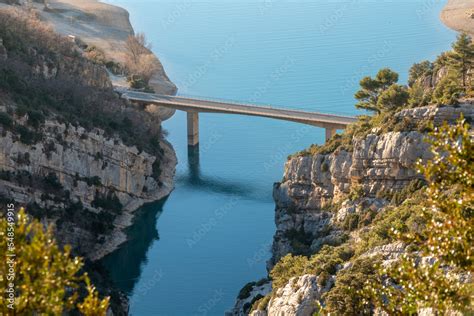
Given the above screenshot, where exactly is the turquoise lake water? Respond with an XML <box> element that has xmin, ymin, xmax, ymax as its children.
<box><xmin>101</xmin><ymin>1</ymin><xmax>455</xmax><ymax>315</ymax></box>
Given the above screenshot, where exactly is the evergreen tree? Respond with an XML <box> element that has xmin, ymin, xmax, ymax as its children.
<box><xmin>408</xmin><ymin>60</ymin><xmax>433</xmax><ymax>87</ymax></box>
<box><xmin>449</xmin><ymin>33</ymin><xmax>474</xmax><ymax>88</ymax></box>
<box><xmin>355</xmin><ymin>68</ymin><xmax>407</xmax><ymax>113</ymax></box>
<box><xmin>377</xmin><ymin>84</ymin><xmax>410</xmax><ymax>111</ymax></box>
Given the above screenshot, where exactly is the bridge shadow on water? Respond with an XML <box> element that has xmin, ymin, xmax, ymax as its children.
<box><xmin>176</xmin><ymin>145</ymin><xmax>267</xmax><ymax>201</ymax></box>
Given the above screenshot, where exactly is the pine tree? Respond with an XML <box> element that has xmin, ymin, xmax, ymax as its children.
<box><xmin>449</xmin><ymin>33</ymin><xmax>474</xmax><ymax>88</ymax></box>
<box><xmin>355</xmin><ymin>68</ymin><xmax>408</xmax><ymax>113</ymax></box>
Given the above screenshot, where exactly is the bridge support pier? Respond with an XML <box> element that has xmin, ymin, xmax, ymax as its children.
<box><xmin>187</xmin><ymin>111</ymin><xmax>199</xmax><ymax>146</ymax></box>
<box><xmin>325</xmin><ymin>127</ymin><xmax>337</xmax><ymax>142</ymax></box>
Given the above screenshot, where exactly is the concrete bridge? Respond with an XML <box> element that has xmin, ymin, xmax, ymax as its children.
<box><xmin>120</xmin><ymin>90</ymin><xmax>357</xmax><ymax>146</ymax></box>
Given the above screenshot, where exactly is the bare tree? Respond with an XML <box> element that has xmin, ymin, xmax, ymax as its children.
<box><xmin>124</xmin><ymin>33</ymin><xmax>159</xmax><ymax>87</ymax></box>
<box><xmin>134</xmin><ymin>54</ymin><xmax>160</xmax><ymax>83</ymax></box>
<box><xmin>125</xmin><ymin>33</ymin><xmax>150</xmax><ymax>65</ymax></box>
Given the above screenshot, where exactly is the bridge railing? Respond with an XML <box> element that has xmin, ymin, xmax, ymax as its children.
<box><xmin>172</xmin><ymin>93</ymin><xmax>358</xmax><ymax>118</ymax></box>
<box><xmin>119</xmin><ymin>87</ymin><xmax>360</xmax><ymax>119</ymax></box>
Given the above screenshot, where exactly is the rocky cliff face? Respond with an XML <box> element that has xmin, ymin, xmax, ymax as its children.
<box><xmin>0</xmin><ymin>117</ymin><xmax>176</xmax><ymax>259</ymax></box>
<box><xmin>232</xmin><ymin>104</ymin><xmax>473</xmax><ymax>316</ymax></box>
<box><xmin>270</xmin><ymin>104</ymin><xmax>472</xmax><ymax>268</ymax></box>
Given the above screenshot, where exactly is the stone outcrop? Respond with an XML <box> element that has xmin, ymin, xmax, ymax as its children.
<box><xmin>265</xmin><ymin>275</ymin><xmax>329</xmax><ymax>316</ymax></box>
<box><xmin>270</xmin><ymin>130</ymin><xmax>427</xmax><ymax>267</ymax></box>
<box><xmin>395</xmin><ymin>103</ymin><xmax>474</xmax><ymax>126</ymax></box>
<box><xmin>230</xmin><ymin>281</ymin><xmax>272</xmax><ymax>316</ymax></box>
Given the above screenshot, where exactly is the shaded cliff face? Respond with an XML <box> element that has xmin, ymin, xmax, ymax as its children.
<box><xmin>0</xmin><ymin>118</ymin><xmax>176</xmax><ymax>259</ymax></box>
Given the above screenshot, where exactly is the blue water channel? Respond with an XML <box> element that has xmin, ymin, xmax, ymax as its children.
<box><xmin>102</xmin><ymin>1</ymin><xmax>455</xmax><ymax>315</ymax></box>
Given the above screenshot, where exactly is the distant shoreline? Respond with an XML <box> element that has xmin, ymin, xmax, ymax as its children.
<box><xmin>441</xmin><ymin>0</ymin><xmax>474</xmax><ymax>36</ymax></box>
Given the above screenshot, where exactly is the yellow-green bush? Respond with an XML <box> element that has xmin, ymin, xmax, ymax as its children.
<box><xmin>0</xmin><ymin>209</ymin><xmax>109</xmax><ymax>315</ymax></box>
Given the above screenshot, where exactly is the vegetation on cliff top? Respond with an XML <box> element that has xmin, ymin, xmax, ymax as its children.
<box><xmin>124</xmin><ymin>33</ymin><xmax>161</xmax><ymax>91</ymax></box>
<box><xmin>0</xmin><ymin>8</ymin><xmax>165</xmax><ymax>158</ymax></box>
<box><xmin>363</xmin><ymin>117</ymin><xmax>473</xmax><ymax>314</ymax></box>
<box><xmin>0</xmin><ymin>208</ymin><xmax>109</xmax><ymax>315</ymax></box>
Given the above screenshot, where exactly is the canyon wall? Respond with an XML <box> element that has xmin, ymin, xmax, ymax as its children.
<box><xmin>231</xmin><ymin>104</ymin><xmax>473</xmax><ymax>316</ymax></box>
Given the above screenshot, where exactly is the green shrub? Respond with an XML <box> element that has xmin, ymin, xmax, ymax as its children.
<box><xmin>270</xmin><ymin>245</ymin><xmax>354</xmax><ymax>290</ymax></box>
<box><xmin>92</xmin><ymin>191</ymin><xmax>123</xmax><ymax>213</ymax></box>
<box><xmin>342</xmin><ymin>213</ymin><xmax>360</xmax><ymax>231</ymax></box>
<box><xmin>391</xmin><ymin>179</ymin><xmax>426</xmax><ymax>206</ymax></box>
<box><xmin>348</xmin><ymin>185</ymin><xmax>365</xmax><ymax>201</ymax></box>
<box><xmin>83</xmin><ymin>45</ymin><xmax>106</xmax><ymax>65</ymax></box>
<box><xmin>355</xmin><ymin>193</ymin><xmax>425</xmax><ymax>255</ymax></box>
<box><xmin>15</xmin><ymin>152</ymin><xmax>30</xmax><ymax>165</ymax></box>
<box><xmin>317</xmin><ymin>270</ymin><xmax>330</xmax><ymax>288</ymax></box>
<box><xmin>85</xmin><ymin>176</ymin><xmax>102</xmax><ymax>187</ymax></box>
<box><xmin>250</xmin><ymin>295</ymin><xmax>271</xmax><ymax>312</ymax></box>
<box><xmin>0</xmin><ymin>112</ymin><xmax>13</xmax><ymax>128</ymax></box>
<box><xmin>238</xmin><ymin>282</ymin><xmax>256</xmax><ymax>300</ymax></box>
<box><xmin>433</xmin><ymin>76</ymin><xmax>463</xmax><ymax>105</ymax></box>
<box><xmin>43</xmin><ymin>172</ymin><xmax>63</xmax><ymax>191</ymax></box>
<box><xmin>0</xmin><ymin>170</ymin><xmax>12</xmax><ymax>181</ymax></box>
<box><xmin>408</xmin><ymin>81</ymin><xmax>432</xmax><ymax>107</ymax></box>
<box><xmin>270</xmin><ymin>255</ymin><xmax>310</xmax><ymax>289</ymax></box>
<box><xmin>377</xmin><ymin>84</ymin><xmax>410</xmax><ymax>111</ymax></box>
<box><xmin>16</xmin><ymin>125</ymin><xmax>43</xmax><ymax>145</ymax></box>
<box><xmin>285</xmin><ymin>228</ymin><xmax>314</xmax><ymax>256</ymax></box>
<box><xmin>43</xmin><ymin>140</ymin><xmax>56</xmax><ymax>159</ymax></box>
<box><xmin>27</xmin><ymin>110</ymin><xmax>45</xmax><ymax>129</ymax></box>
<box><xmin>358</xmin><ymin>209</ymin><xmax>377</xmax><ymax>228</ymax></box>
<box><xmin>322</xmin><ymin>257</ymin><xmax>379</xmax><ymax>315</ymax></box>
<box><xmin>128</xmin><ymin>75</ymin><xmax>147</xmax><ymax>89</ymax></box>
<box><xmin>105</xmin><ymin>61</ymin><xmax>123</xmax><ymax>75</ymax></box>
<box><xmin>408</xmin><ymin>60</ymin><xmax>434</xmax><ymax>87</ymax></box>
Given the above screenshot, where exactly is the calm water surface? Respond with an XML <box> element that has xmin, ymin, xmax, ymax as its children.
<box><xmin>102</xmin><ymin>1</ymin><xmax>454</xmax><ymax>315</ymax></box>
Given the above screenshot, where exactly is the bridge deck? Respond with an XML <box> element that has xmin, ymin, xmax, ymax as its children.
<box><xmin>121</xmin><ymin>90</ymin><xmax>357</xmax><ymax>129</ymax></box>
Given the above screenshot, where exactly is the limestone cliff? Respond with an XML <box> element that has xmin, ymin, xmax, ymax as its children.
<box><xmin>231</xmin><ymin>104</ymin><xmax>473</xmax><ymax>316</ymax></box>
<box><xmin>269</xmin><ymin>104</ymin><xmax>472</xmax><ymax>268</ymax></box>
<box><xmin>0</xmin><ymin>118</ymin><xmax>175</xmax><ymax>259</ymax></box>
